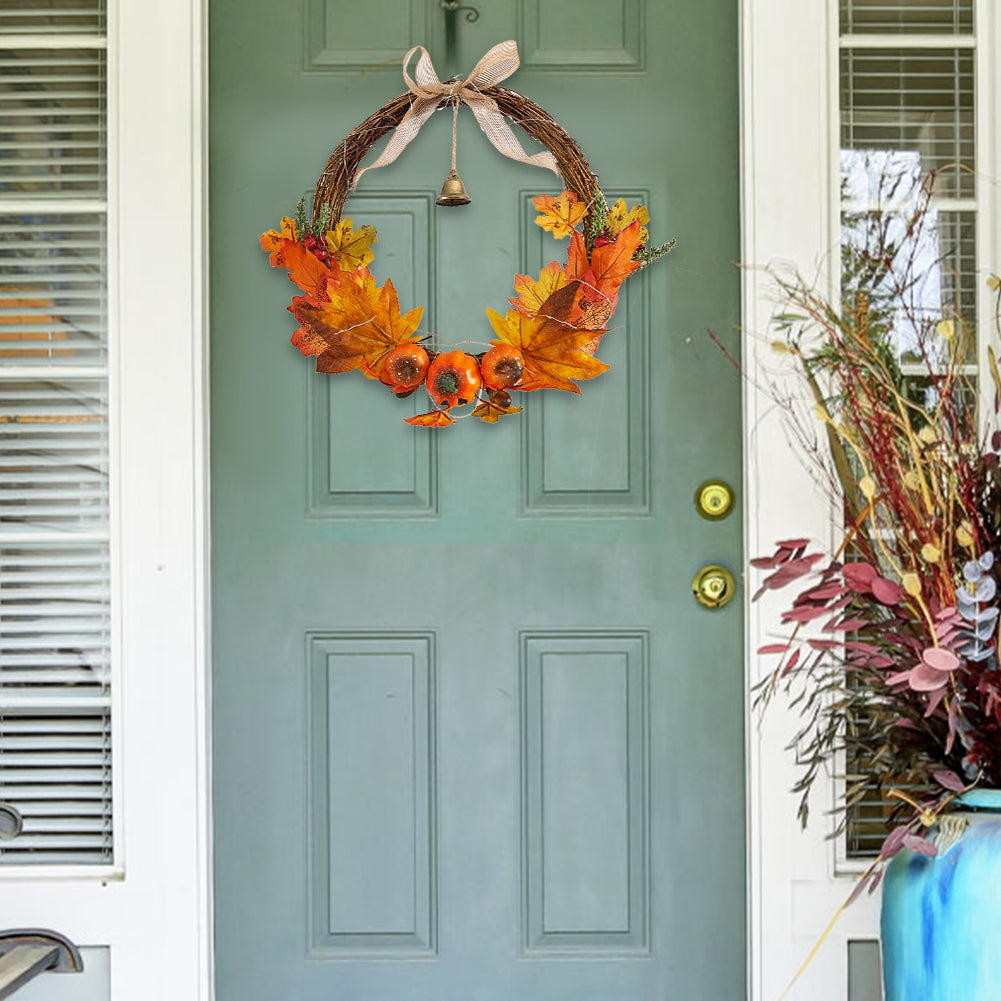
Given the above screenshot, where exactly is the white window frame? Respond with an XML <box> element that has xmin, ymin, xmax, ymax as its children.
<box><xmin>742</xmin><ymin>1</ymin><xmax>1001</xmax><ymax>998</ymax></box>
<box><xmin>0</xmin><ymin>0</ymin><xmax>211</xmax><ymax>996</ymax></box>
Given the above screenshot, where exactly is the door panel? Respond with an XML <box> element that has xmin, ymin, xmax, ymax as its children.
<box><xmin>210</xmin><ymin>1</ymin><xmax>744</xmax><ymax>998</ymax></box>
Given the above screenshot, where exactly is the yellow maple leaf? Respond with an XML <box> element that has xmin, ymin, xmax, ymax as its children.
<box><xmin>533</xmin><ymin>190</ymin><xmax>587</xmax><ymax>239</ymax></box>
<box><xmin>325</xmin><ymin>217</ymin><xmax>378</xmax><ymax>270</ymax></box>
<box><xmin>509</xmin><ymin>261</ymin><xmax>568</xmax><ymax>315</ymax></box>
<box><xmin>606</xmin><ymin>199</ymin><xmax>649</xmax><ymax>244</ymax></box>
<box><xmin>290</xmin><ymin>268</ymin><xmax>422</xmax><ymax>380</ymax></box>
<box><xmin>472</xmin><ymin>399</ymin><xmax>523</xmax><ymax>423</ymax></box>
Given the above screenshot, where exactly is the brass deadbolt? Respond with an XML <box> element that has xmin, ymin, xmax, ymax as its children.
<box><xmin>694</xmin><ymin>479</ymin><xmax>735</xmax><ymax>520</ymax></box>
<box><xmin>692</xmin><ymin>565</ymin><xmax>736</xmax><ymax>609</ymax></box>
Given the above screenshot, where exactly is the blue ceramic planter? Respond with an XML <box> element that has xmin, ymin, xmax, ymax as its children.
<box><xmin>881</xmin><ymin>791</ymin><xmax>1001</xmax><ymax>1001</ymax></box>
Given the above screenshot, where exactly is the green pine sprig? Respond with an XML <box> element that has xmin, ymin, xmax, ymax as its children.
<box><xmin>312</xmin><ymin>202</ymin><xmax>332</xmax><ymax>240</ymax></box>
<box><xmin>294</xmin><ymin>197</ymin><xmax>308</xmax><ymax>241</ymax></box>
<box><xmin>584</xmin><ymin>197</ymin><xmax>608</xmax><ymax>255</ymax></box>
<box><xmin>633</xmin><ymin>239</ymin><xmax>676</xmax><ymax>268</ymax></box>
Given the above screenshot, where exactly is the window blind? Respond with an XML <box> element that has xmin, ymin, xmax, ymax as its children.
<box><xmin>0</xmin><ymin>4</ymin><xmax>112</xmax><ymax>865</ymax></box>
<box><xmin>0</xmin><ymin>2</ymin><xmax>105</xmax><ymax>37</ymax></box>
<box><xmin>841</xmin><ymin>0</ymin><xmax>974</xmax><ymax>35</ymax></box>
<box><xmin>838</xmin><ymin>2</ymin><xmax>977</xmax><ymax>862</ymax></box>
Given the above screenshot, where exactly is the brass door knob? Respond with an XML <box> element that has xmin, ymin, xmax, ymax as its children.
<box><xmin>692</xmin><ymin>565</ymin><xmax>736</xmax><ymax>609</ymax></box>
<box><xmin>694</xmin><ymin>479</ymin><xmax>735</xmax><ymax>520</ymax></box>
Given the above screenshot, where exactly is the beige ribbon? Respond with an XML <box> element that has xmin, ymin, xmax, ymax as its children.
<box><xmin>353</xmin><ymin>40</ymin><xmax>560</xmax><ymax>187</ymax></box>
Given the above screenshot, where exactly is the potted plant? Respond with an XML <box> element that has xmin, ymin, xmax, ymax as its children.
<box><xmin>753</xmin><ymin>165</ymin><xmax>1001</xmax><ymax>1000</ymax></box>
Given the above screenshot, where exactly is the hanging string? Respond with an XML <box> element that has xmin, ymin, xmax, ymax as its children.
<box><xmin>451</xmin><ymin>97</ymin><xmax>459</xmax><ymax>172</ymax></box>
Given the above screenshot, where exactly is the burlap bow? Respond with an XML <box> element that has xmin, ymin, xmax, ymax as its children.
<box><xmin>353</xmin><ymin>40</ymin><xmax>561</xmax><ymax>188</ymax></box>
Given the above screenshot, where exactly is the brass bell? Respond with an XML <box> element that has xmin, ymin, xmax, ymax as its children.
<box><xmin>436</xmin><ymin>169</ymin><xmax>471</xmax><ymax>207</ymax></box>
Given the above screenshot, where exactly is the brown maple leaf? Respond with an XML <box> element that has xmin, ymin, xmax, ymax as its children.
<box><xmin>486</xmin><ymin>283</ymin><xmax>608</xmax><ymax>394</ymax></box>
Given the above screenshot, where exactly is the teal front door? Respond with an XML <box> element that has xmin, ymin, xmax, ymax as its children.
<box><xmin>210</xmin><ymin>3</ymin><xmax>744</xmax><ymax>998</ymax></box>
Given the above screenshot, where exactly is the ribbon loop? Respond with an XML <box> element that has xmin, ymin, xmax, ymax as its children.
<box><xmin>353</xmin><ymin>41</ymin><xmax>560</xmax><ymax>189</ymax></box>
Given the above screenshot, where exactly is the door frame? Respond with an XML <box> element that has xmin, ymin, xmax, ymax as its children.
<box><xmin>114</xmin><ymin>1</ymin><xmax>879</xmax><ymax>999</ymax></box>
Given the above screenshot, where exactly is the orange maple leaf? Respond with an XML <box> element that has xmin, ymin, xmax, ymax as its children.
<box><xmin>404</xmin><ymin>409</ymin><xmax>456</xmax><ymax>427</ymax></box>
<box><xmin>486</xmin><ymin>284</ymin><xmax>608</xmax><ymax>394</ymax></box>
<box><xmin>533</xmin><ymin>190</ymin><xmax>588</xmax><ymax>239</ymax></box>
<box><xmin>508</xmin><ymin>261</ymin><xmax>567</xmax><ymax>316</ymax></box>
<box><xmin>278</xmin><ymin>239</ymin><xmax>332</xmax><ymax>297</ymax></box>
<box><xmin>556</xmin><ymin>219</ymin><xmax>643</xmax><ymax>334</ymax></box>
<box><xmin>590</xmin><ymin>220</ymin><xmax>644</xmax><ymax>285</ymax></box>
<box><xmin>289</xmin><ymin>270</ymin><xmax>423</xmax><ymax>379</ymax></box>
<box><xmin>260</xmin><ymin>216</ymin><xmax>300</xmax><ymax>266</ymax></box>
<box><xmin>565</xmin><ymin>230</ymin><xmax>590</xmax><ymax>281</ymax></box>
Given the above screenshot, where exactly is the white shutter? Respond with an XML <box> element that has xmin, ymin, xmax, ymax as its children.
<box><xmin>0</xmin><ymin>4</ymin><xmax>112</xmax><ymax>866</ymax></box>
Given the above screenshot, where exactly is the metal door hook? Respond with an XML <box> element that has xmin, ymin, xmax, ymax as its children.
<box><xmin>0</xmin><ymin>930</ymin><xmax>83</xmax><ymax>999</ymax></box>
<box><xmin>440</xmin><ymin>0</ymin><xmax>480</xmax><ymax>22</ymax></box>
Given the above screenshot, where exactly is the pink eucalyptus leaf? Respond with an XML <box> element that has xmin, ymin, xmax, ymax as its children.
<box><xmin>909</xmin><ymin>663</ymin><xmax>950</xmax><ymax>692</ymax></box>
<box><xmin>846</xmin><ymin>640</ymin><xmax>881</xmax><ymax>654</ymax></box>
<box><xmin>808</xmin><ymin>639</ymin><xmax>841</xmax><ymax>651</ymax></box>
<box><xmin>780</xmin><ymin>648</ymin><xmax>801</xmax><ymax>677</ymax></box>
<box><xmin>902</xmin><ymin>833</ymin><xmax>938</xmax><ymax>858</ymax></box>
<box><xmin>880</xmin><ymin>824</ymin><xmax>910</xmax><ymax>859</ymax></box>
<box><xmin>924</xmin><ymin>686</ymin><xmax>947</xmax><ymax>717</ymax></box>
<box><xmin>758</xmin><ymin>643</ymin><xmax>791</xmax><ymax>655</ymax></box>
<box><xmin>843</xmin><ymin>562</ymin><xmax>878</xmax><ymax>592</ymax></box>
<box><xmin>868</xmin><ymin>655</ymin><xmax>897</xmax><ymax>668</ymax></box>
<box><xmin>868</xmin><ymin>868</ymin><xmax>883</xmax><ymax>895</ymax></box>
<box><xmin>946</xmin><ymin>698</ymin><xmax>960</xmax><ymax>756</ymax></box>
<box><xmin>871</xmin><ymin>576</ymin><xmax>904</xmax><ymax>606</ymax></box>
<box><xmin>931</xmin><ymin>769</ymin><xmax>965</xmax><ymax>793</ymax></box>
<box><xmin>782</xmin><ymin>605</ymin><xmax>830</xmax><ymax>623</ymax></box>
<box><xmin>764</xmin><ymin>557</ymin><xmax>819</xmax><ymax>590</ymax></box>
<box><xmin>922</xmin><ymin>647</ymin><xmax>960</xmax><ymax>673</ymax></box>
<box><xmin>847</xmin><ymin>871</ymin><xmax>876</xmax><ymax>907</ymax></box>
<box><xmin>777</xmin><ymin>538</ymin><xmax>811</xmax><ymax>550</ymax></box>
<box><xmin>885</xmin><ymin>669</ymin><xmax>913</xmax><ymax>686</ymax></box>
<box><xmin>825</xmin><ymin>615</ymin><xmax>869</xmax><ymax>633</ymax></box>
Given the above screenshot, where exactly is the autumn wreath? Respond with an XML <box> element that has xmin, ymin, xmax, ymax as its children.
<box><xmin>260</xmin><ymin>41</ymin><xmax>672</xmax><ymax>427</ymax></box>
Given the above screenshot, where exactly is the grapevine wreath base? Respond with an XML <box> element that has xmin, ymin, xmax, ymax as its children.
<box><xmin>260</xmin><ymin>41</ymin><xmax>672</xmax><ymax>427</ymax></box>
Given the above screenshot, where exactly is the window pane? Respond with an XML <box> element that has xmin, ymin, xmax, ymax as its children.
<box><xmin>0</xmin><ymin>47</ymin><xmax>107</xmax><ymax>200</ymax></box>
<box><xmin>840</xmin><ymin>47</ymin><xmax>975</xmax><ymax>199</ymax></box>
<box><xmin>840</xmin><ymin>0</ymin><xmax>973</xmax><ymax>35</ymax></box>
<box><xmin>0</xmin><ymin>2</ymin><xmax>106</xmax><ymax>36</ymax></box>
<box><xmin>0</xmin><ymin>212</ymin><xmax>107</xmax><ymax>366</ymax></box>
